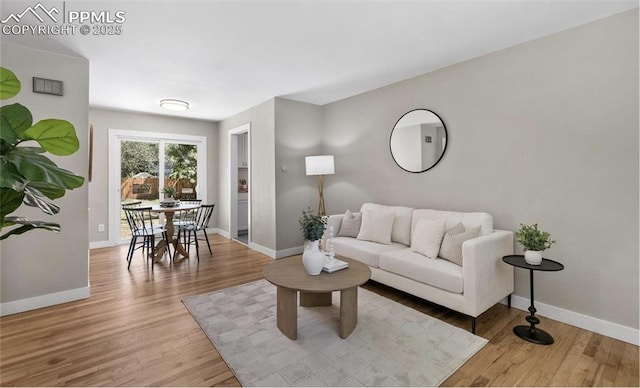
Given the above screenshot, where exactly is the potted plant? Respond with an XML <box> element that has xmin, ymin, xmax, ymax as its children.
<box><xmin>516</xmin><ymin>223</ymin><xmax>556</xmax><ymax>265</ymax></box>
<box><xmin>299</xmin><ymin>208</ymin><xmax>327</xmax><ymax>275</ymax></box>
<box><xmin>161</xmin><ymin>185</ymin><xmax>177</xmax><ymax>206</ymax></box>
<box><xmin>0</xmin><ymin>67</ymin><xmax>84</xmax><ymax>240</ymax></box>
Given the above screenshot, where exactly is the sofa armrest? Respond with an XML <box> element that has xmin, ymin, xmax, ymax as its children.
<box><xmin>321</xmin><ymin>214</ymin><xmax>344</xmax><ymax>248</ymax></box>
<box><xmin>462</xmin><ymin>229</ymin><xmax>514</xmax><ymax>316</ymax></box>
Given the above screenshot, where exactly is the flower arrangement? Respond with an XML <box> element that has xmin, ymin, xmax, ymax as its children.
<box><xmin>299</xmin><ymin>208</ymin><xmax>326</xmax><ymax>241</ymax></box>
<box><xmin>516</xmin><ymin>223</ymin><xmax>556</xmax><ymax>251</ymax></box>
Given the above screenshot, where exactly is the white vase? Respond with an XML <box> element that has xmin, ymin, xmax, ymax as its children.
<box><xmin>524</xmin><ymin>250</ymin><xmax>543</xmax><ymax>265</ymax></box>
<box><xmin>302</xmin><ymin>240</ymin><xmax>325</xmax><ymax>275</ymax></box>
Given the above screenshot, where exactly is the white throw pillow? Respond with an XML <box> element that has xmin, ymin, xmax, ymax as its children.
<box><xmin>356</xmin><ymin>208</ymin><xmax>395</xmax><ymax>245</ymax></box>
<box><xmin>411</xmin><ymin>218</ymin><xmax>447</xmax><ymax>259</ymax></box>
<box><xmin>360</xmin><ymin>203</ymin><xmax>413</xmax><ymax>246</ymax></box>
<box><xmin>439</xmin><ymin>223</ymin><xmax>481</xmax><ymax>266</ymax></box>
<box><xmin>338</xmin><ymin>209</ymin><xmax>362</xmax><ymax>238</ymax></box>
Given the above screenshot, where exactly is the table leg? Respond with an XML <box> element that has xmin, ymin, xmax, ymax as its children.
<box><xmin>339</xmin><ymin>286</ymin><xmax>358</xmax><ymax>339</ymax></box>
<box><xmin>153</xmin><ymin>211</ymin><xmax>189</xmax><ymax>260</ymax></box>
<box><xmin>276</xmin><ymin>287</ymin><xmax>297</xmax><ymax>340</ymax></box>
<box><xmin>513</xmin><ymin>268</ymin><xmax>554</xmax><ymax>345</ymax></box>
<box><xmin>300</xmin><ymin>292</ymin><xmax>332</xmax><ymax>307</ymax></box>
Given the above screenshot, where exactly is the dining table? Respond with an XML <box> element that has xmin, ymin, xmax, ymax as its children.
<box><xmin>150</xmin><ymin>202</ymin><xmax>201</xmax><ymax>261</ymax></box>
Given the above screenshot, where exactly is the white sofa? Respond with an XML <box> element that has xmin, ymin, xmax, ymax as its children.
<box><xmin>324</xmin><ymin>203</ymin><xmax>514</xmax><ymax>333</ymax></box>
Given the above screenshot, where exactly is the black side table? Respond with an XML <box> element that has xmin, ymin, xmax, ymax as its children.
<box><xmin>502</xmin><ymin>255</ymin><xmax>564</xmax><ymax>345</ymax></box>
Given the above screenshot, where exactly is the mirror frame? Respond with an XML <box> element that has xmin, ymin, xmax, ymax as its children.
<box><xmin>389</xmin><ymin>109</ymin><xmax>448</xmax><ymax>173</ymax></box>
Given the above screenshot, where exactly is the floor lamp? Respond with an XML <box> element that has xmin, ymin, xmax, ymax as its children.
<box><xmin>305</xmin><ymin>155</ymin><xmax>335</xmax><ymax>216</ymax></box>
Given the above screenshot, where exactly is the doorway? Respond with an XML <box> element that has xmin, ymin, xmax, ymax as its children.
<box><xmin>229</xmin><ymin>124</ymin><xmax>250</xmax><ymax>245</ymax></box>
<box><xmin>109</xmin><ymin>129</ymin><xmax>207</xmax><ymax>245</ymax></box>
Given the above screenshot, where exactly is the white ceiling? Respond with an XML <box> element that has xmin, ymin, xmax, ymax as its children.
<box><xmin>1</xmin><ymin>0</ymin><xmax>637</xmax><ymax>121</ymax></box>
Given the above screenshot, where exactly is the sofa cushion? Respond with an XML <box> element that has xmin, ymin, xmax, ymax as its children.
<box><xmin>357</xmin><ymin>208</ymin><xmax>395</xmax><ymax>244</ymax></box>
<box><xmin>439</xmin><ymin>224</ymin><xmax>481</xmax><ymax>266</ymax></box>
<box><xmin>379</xmin><ymin>249</ymin><xmax>464</xmax><ymax>294</ymax></box>
<box><xmin>412</xmin><ymin>209</ymin><xmax>493</xmax><ymax>236</ymax></box>
<box><xmin>410</xmin><ymin>218</ymin><xmax>446</xmax><ymax>259</ymax></box>
<box><xmin>361</xmin><ymin>203</ymin><xmax>413</xmax><ymax>245</ymax></box>
<box><xmin>333</xmin><ymin>236</ymin><xmax>405</xmax><ymax>268</ymax></box>
<box><xmin>337</xmin><ymin>210</ymin><xmax>361</xmax><ymax>238</ymax></box>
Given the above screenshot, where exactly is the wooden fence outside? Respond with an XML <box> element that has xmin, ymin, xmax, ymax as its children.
<box><xmin>120</xmin><ymin>178</ymin><xmax>196</xmax><ymax>200</ymax></box>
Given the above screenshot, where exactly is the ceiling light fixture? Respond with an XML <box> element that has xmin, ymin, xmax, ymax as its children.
<box><xmin>160</xmin><ymin>99</ymin><xmax>189</xmax><ymax>111</ymax></box>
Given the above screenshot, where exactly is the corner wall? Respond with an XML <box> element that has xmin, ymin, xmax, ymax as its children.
<box><xmin>322</xmin><ymin>10</ymin><xmax>639</xmax><ymax>332</ymax></box>
<box><xmin>218</xmin><ymin>99</ymin><xmax>277</xmax><ymax>253</ymax></box>
<box><xmin>0</xmin><ymin>43</ymin><xmax>90</xmax><ymax>315</ymax></box>
<box><xmin>274</xmin><ymin>98</ymin><xmax>323</xmax><ymax>252</ymax></box>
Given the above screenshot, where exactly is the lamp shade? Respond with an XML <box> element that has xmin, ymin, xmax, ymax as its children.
<box><xmin>305</xmin><ymin>155</ymin><xmax>335</xmax><ymax>176</ymax></box>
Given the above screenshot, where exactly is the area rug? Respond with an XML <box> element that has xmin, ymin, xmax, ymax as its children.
<box><xmin>182</xmin><ymin>279</ymin><xmax>487</xmax><ymax>387</ymax></box>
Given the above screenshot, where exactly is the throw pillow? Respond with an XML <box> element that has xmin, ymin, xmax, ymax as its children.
<box><xmin>338</xmin><ymin>209</ymin><xmax>362</xmax><ymax>238</ymax></box>
<box><xmin>356</xmin><ymin>208</ymin><xmax>395</xmax><ymax>244</ymax></box>
<box><xmin>411</xmin><ymin>218</ymin><xmax>447</xmax><ymax>259</ymax></box>
<box><xmin>439</xmin><ymin>223</ymin><xmax>482</xmax><ymax>266</ymax></box>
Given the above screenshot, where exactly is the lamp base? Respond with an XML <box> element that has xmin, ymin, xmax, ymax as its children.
<box><xmin>316</xmin><ymin>175</ymin><xmax>326</xmax><ymax>216</ymax></box>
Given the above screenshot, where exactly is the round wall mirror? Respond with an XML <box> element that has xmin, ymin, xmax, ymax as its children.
<box><xmin>389</xmin><ymin>109</ymin><xmax>447</xmax><ymax>173</ymax></box>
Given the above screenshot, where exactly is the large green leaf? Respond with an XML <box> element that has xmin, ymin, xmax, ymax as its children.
<box><xmin>0</xmin><ymin>67</ymin><xmax>21</xmax><ymax>100</ymax></box>
<box><xmin>22</xmin><ymin>119</ymin><xmax>79</xmax><ymax>156</ymax></box>
<box><xmin>23</xmin><ymin>185</ymin><xmax>60</xmax><ymax>215</ymax></box>
<box><xmin>0</xmin><ymin>160</ymin><xmax>28</xmax><ymax>192</ymax></box>
<box><xmin>1</xmin><ymin>217</ymin><xmax>60</xmax><ymax>240</ymax></box>
<box><xmin>1</xmin><ymin>103</ymin><xmax>32</xmax><ymax>142</ymax></box>
<box><xmin>0</xmin><ymin>188</ymin><xmax>24</xmax><ymax>226</ymax></box>
<box><xmin>28</xmin><ymin>181</ymin><xmax>65</xmax><ymax>200</ymax></box>
<box><xmin>4</xmin><ymin>147</ymin><xmax>84</xmax><ymax>190</ymax></box>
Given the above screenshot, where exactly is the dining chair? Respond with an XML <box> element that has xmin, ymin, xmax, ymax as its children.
<box><xmin>180</xmin><ymin>199</ymin><xmax>203</xmax><ymax>204</ymax></box>
<box><xmin>173</xmin><ymin>199</ymin><xmax>202</xmax><ymax>228</ymax></box>
<box><xmin>122</xmin><ymin>206</ymin><xmax>171</xmax><ymax>269</ymax></box>
<box><xmin>121</xmin><ymin>200</ymin><xmax>142</xmax><ymax>207</ymax></box>
<box><xmin>173</xmin><ymin>204</ymin><xmax>215</xmax><ymax>262</ymax></box>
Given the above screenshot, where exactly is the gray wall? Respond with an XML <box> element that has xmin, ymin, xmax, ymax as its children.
<box><xmin>0</xmin><ymin>44</ymin><xmax>90</xmax><ymax>305</ymax></box>
<box><xmin>274</xmin><ymin>98</ymin><xmax>323</xmax><ymax>251</ymax></box>
<box><xmin>218</xmin><ymin>99</ymin><xmax>277</xmax><ymax>251</ymax></box>
<box><xmin>321</xmin><ymin>10</ymin><xmax>639</xmax><ymax>329</ymax></box>
<box><xmin>88</xmin><ymin>108</ymin><xmax>217</xmax><ymax>243</ymax></box>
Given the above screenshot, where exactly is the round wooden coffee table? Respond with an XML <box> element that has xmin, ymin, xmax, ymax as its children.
<box><xmin>263</xmin><ymin>255</ymin><xmax>371</xmax><ymax>340</ymax></box>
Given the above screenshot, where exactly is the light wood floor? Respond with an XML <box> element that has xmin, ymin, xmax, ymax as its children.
<box><xmin>1</xmin><ymin>236</ymin><xmax>637</xmax><ymax>386</ymax></box>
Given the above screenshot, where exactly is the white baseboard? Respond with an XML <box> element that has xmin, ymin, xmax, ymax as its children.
<box><xmin>0</xmin><ymin>287</ymin><xmax>90</xmax><ymax>317</ymax></box>
<box><xmin>276</xmin><ymin>246</ymin><xmax>304</xmax><ymax>259</ymax></box>
<box><xmin>211</xmin><ymin>228</ymin><xmax>230</xmax><ymax>239</ymax></box>
<box><xmin>246</xmin><ymin>243</ymin><xmax>303</xmax><ymax>259</ymax></box>
<box><xmin>89</xmin><ymin>240</ymin><xmax>114</xmax><ymax>249</ymax></box>
<box><xmin>248</xmin><ymin>242</ymin><xmax>276</xmax><ymax>258</ymax></box>
<box><xmin>507</xmin><ymin>295</ymin><xmax>639</xmax><ymax>346</ymax></box>
<box><xmin>212</xmin><ymin>228</ymin><xmax>299</xmax><ymax>259</ymax></box>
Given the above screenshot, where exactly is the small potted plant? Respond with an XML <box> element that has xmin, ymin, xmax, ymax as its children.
<box><xmin>299</xmin><ymin>208</ymin><xmax>327</xmax><ymax>275</ymax></box>
<box><xmin>239</xmin><ymin>179</ymin><xmax>248</xmax><ymax>192</ymax></box>
<box><xmin>161</xmin><ymin>185</ymin><xmax>177</xmax><ymax>206</ymax></box>
<box><xmin>516</xmin><ymin>223</ymin><xmax>556</xmax><ymax>265</ymax></box>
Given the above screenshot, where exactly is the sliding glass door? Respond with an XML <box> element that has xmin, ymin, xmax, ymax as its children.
<box><xmin>164</xmin><ymin>143</ymin><xmax>198</xmax><ymax>200</ymax></box>
<box><xmin>120</xmin><ymin>140</ymin><xmax>160</xmax><ymax>239</ymax></box>
<box><xmin>110</xmin><ymin>130</ymin><xmax>207</xmax><ymax>244</ymax></box>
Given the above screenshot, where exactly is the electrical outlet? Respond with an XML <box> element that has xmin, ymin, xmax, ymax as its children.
<box><xmin>98</xmin><ymin>224</ymin><xmax>105</xmax><ymax>232</ymax></box>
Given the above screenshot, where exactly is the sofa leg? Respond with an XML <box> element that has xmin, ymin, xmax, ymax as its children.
<box><xmin>471</xmin><ymin>317</ymin><xmax>476</xmax><ymax>334</ymax></box>
<box><xmin>508</xmin><ymin>294</ymin><xmax>512</xmax><ymax>308</ymax></box>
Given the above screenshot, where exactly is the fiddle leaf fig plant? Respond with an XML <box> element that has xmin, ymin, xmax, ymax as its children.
<box><xmin>0</xmin><ymin>67</ymin><xmax>85</xmax><ymax>240</ymax></box>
